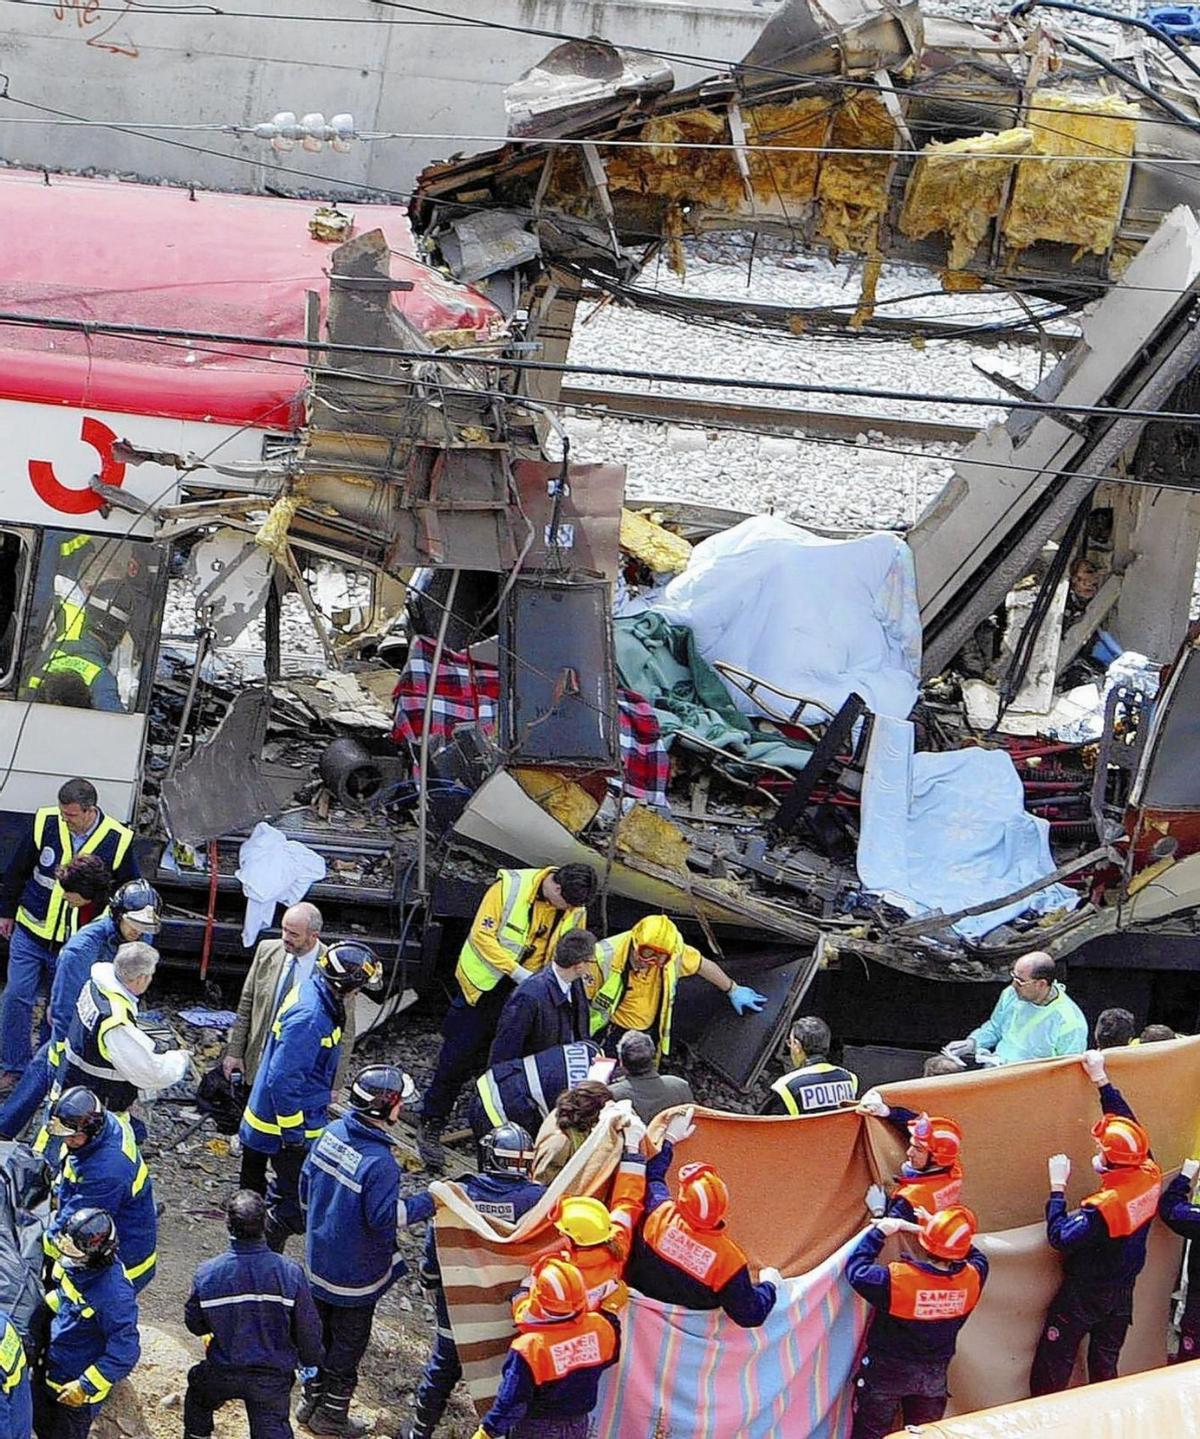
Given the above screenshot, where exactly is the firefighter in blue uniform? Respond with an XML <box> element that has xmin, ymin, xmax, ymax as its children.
<box><xmin>300</xmin><ymin>1064</ymin><xmax>420</xmax><ymax>1437</ymax></box>
<box><xmin>184</xmin><ymin>1189</ymin><xmax>323</xmax><ymax>1439</ymax></box>
<box><xmin>408</xmin><ymin>1122</ymin><xmax>545</xmax><ymax>1439</ymax></box>
<box><xmin>1030</xmin><ymin>1049</ymin><xmax>1162</xmax><ymax>1395</ymax></box>
<box><xmin>1158</xmin><ymin>1152</ymin><xmax>1200</xmax><ymax>1361</ymax></box>
<box><xmin>467</xmin><ymin>1041</ymin><xmax>600</xmax><ymax>1146</ymax></box>
<box><xmin>846</xmin><ymin>1205</ymin><xmax>988</xmax><ymax>1439</ymax></box>
<box><xmin>0</xmin><ymin>1309</ymin><xmax>31</xmax><ymax>1439</ymax></box>
<box><xmin>45</xmin><ymin>1087</ymin><xmax>158</xmax><ymax>1293</ymax></box>
<box><xmin>38</xmin><ymin>1208</ymin><xmax>139</xmax><ymax>1439</ymax></box>
<box><xmin>239</xmin><ymin>943</ymin><xmax>381</xmax><ymax>1254</ymax></box>
<box><xmin>0</xmin><ymin>880</ymin><xmax>161</xmax><ymax>1141</ymax></box>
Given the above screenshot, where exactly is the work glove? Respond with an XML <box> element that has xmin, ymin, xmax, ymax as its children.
<box><xmin>857</xmin><ymin>1092</ymin><xmax>890</xmax><ymax>1118</ymax></box>
<box><xmin>1082</xmin><ymin>1050</ymin><xmax>1108</xmax><ymax>1085</ymax></box>
<box><xmin>1182</xmin><ymin>1157</ymin><xmax>1200</xmax><ymax>1182</ymax></box>
<box><xmin>759</xmin><ymin>1266</ymin><xmax>785</xmax><ymax>1290</ymax></box>
<box><xmin>864</xmin><ymin>1183</ymin><xmax>888</xmax><ymax>1217</ymax></box>
<box><xmin>623</xmin><ymin>1113</ymin><xmax>648</xmax><ymax>1154</ymax></box>
<box><xmin>728</xmin><ymin>984</ymin><xmax>767</xmax><ymax>1015</ymax></box>
<box><xmin>1048</xmin><ymin>1153</ymin><xmax>1071</xmax><ymax>1188</ymax></box>
<box><xmin>944</xmin><ymin>1038</ymin><xmax>975</xmax><ymax>1061</ymax></box>
<box><xmin>57</xmin><ymin>1381</ymin><xmax>89</xmax><ymax>1408</ymax></box>
<box><xmin>873</xmin><ymin>1216</ymin><xmax>917</xmax><ymax>1238</ymax></box>
<box><xmin>664</xmin><ymin>1106</ymin><xmax>696</xmax><ymax>1145</ymax></box>
<box><xmin>280</xmin><ymin>1128</ymin><xmax>307</xmax><ymax>1150</ymax></box>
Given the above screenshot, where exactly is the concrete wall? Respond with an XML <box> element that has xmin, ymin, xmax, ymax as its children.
<box><xmin>0</xmin><ymin>0</ymin><xmax>774</xmax><ymax>198</ymax></box>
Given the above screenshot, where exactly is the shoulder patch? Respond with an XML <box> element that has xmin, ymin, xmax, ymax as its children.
<box><xmin>316</xmin><ymin>1130</ymin><xmax>364</xmax><ymax>1177</ymax></box>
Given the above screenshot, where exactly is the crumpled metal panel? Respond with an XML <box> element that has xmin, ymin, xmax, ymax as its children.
<box><xmin>506</xmin><ymin>38</ymin><xmax>674</xmax><ymax>139</ymax></box>
<box><xmin>738</xmin><ymin>0</ymin><xmax>923</xmax><ymax>83</ymax></box>
<box><xmin>160</xmin><ymin>688</ymin><xmax>280</xmax><ymax>844</ymax></box>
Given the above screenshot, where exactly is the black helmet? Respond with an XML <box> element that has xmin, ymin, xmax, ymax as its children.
<box><xmin>318</xmin><ymin>942</ymin><xmax>383</xmax><ymax>995</ymax></box>
<box><xmin>111</xmin><ymin>879</ymin><xmax>162</xmax><ymax>933</ymax></box>
<box><xmin>49</xmin><ymin>1087</ymin><xmax>106</xmax><ymax>1142</ymax></box>
<box><xmin>348</xmin><ymin>1064</ymin><xmax>416</xmax><ymax>1121</ymax></box>
<box><xmin>480</xmin><ymin>1122</ymin><xmax>536</xmax><ymax>1178</ymax></box>
<box><xmin>56</xmin><ymin>1208</ymin><xmax>118</xmax><ymax>1270</ymax></box>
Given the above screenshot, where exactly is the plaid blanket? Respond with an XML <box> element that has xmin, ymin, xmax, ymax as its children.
<box><xmin>391</xmin><ymin>636</ymin><xmax>669</xmax><ymax>807</ymax></box>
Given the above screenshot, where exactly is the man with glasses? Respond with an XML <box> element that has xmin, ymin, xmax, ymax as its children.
<box><xmin>943</xmin><ymin>951</ymin><xmax>1087</xmax><ymax>1067</ymax></box>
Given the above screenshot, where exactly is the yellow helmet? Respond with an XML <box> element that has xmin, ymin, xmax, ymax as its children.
<box><xmin>553</xmin><ymin>1196</ymin><xmax>619</xmax><ymax>1249</ymax></box>
<box><xmin>631</xmin><ymin>914</ymin><xmax>681</xmax><ymax>957</ymax></box>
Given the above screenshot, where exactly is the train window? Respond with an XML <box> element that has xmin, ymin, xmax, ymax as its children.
<box><xmin>0</xmin><ymin>528</ymin><xmax>32</xmax><ymax>688</ymax></box>
<box><xmin>19</xmin><ymin>531</ymin><xmax>164</xmax><ymax>714</ymax></box>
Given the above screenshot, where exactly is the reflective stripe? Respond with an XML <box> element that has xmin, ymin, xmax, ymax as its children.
<box><xmin>278</xmin><ymin>1110</ymin><xmax>304</xmax><ymax>1130</ymax></box>
<box><xmin>61</xmin><ymin>1044</ymin><xmax>123</xmax><ymax>1085</ymax></box>
<box><xmin>124</xmin><ymin>1251</ymin><xmax>157</xmax><ymax>1283</ymax></box>
<box><xmin>310</xmin><ymin>1153</ymin><xmax>363</xmax><ymax>1194</ymax></box>
<box><xmin>522</xmin><ymin>1054</ymin><xmax>549</xmax><ymax>1116</ymax></box>
<box><xmin>81</xmin><ymin>1364</ymin><xmax>112</xmax><ymax>1400</ymax></box>
<box><xmin>0</xmin><ymin>1320</ymin><xmax>25</xmax><ymax>1393</ymax></box>
<box><xmin>243</xmin><ymin>1107</ymin><xmax>282</xmax><ymax>1137</ymax></box>
<box><xmin>200</xmin><ymin>1292</ymin><xmax>296</xmax><ymax>1310</ymax></box>
<box><xmin>306</xmin><ymin>1262</ymin><xmax>400</xmax><ymax>1300</ymax></box>
<box><xmin>18</xmin><ymin>809</ymin><xmax>132</xmax><ymax>942</ymax></box>
<box><xmin>31</xmin><ymin>870</ymin><xmax>58</xmax><ymax>891</ymax></box>
<box><xmin>476</xmin><ymin>1072</ymin><xmax>506</xmax><ymax>1129</ymax></box>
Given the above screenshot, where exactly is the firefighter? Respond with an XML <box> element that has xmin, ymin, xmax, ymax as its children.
<box><xmin>467</xmin><ymin>1040</ymin><xmax>601</xmax><ymax>1146</ymax></box>
<box><xmin>39</xmin><ymin>1208</ymin><xmax>139</xmax><ymax>1439</ymax></box>
<box><xmin>583</xmin><ymin>914</ymin><xmax>766</xmax><ymax>1063</ymax></box>
<box><xmin>1158</xmin><ymin>1154</ymin><xmax>1200</xmax><ymax>1361</ymax></box>
<box><xmin>470</xmin><ymin>1257</ymin><xmax>619</xmax><ymax>1439</ymax></box>
<box><xmin>626</xmin><ymin>1108</ymin><xmax>780</xmax><ymax>1326</ymax></box>
<box><xmin>846</xmin><ymin>1206</ymin><xmax>988</xmax><ymax>1439</ymax></box>
<box><xmin>0</xmin><ymin>1308</ymin><xmax>31</xmax><ymax>1439</ymax></box>
<box><xmin>764</xmin><ymin>1016</ymin><xmax>859</xmax><ymax>1116</ymax></box>
<box><xmin>184</xmin><ymin>1190</ymin><xmax>323</xmax><ymax>1439</ymax></box>
<box><xmin>419</xmin><ymin>864</ymin><xmax>600</xmax><ymax>1168</ymax></box>
<box><xmin>239</xmin><ymin>943</ymin><xmax>381</xmax><ymax>1254</ymax></box>
<box><xmin>299</xmin><ymin>1064</ymin><xmax>419</xmax><ymax>1437</ymax></box>
<box><xmin>46</xmin><ymin>1087</ymin><xmax>157</xmax><ymax>1293</ymax></box>
<box><xmin>0</xmin><ymin>777</ymin><xmax>138</xmax><ymax>1092</ymax></box>
<box><xmin>408</xmin><ymin>1123</ymin><xmax>546</xmax><ymax>1439</ymax></box>
<box><xmin>1029</xmin><ymin>1049</ymin><xmax>1162</xmax><ymax>1395</ymax></box>
<box><xmin>858</xmin><ymin>1093</ymin><xmax>964</xmax><ymax>1221</ymax></box>
<box><xmin>0</xmin><ymin>880</ymin><xmax>161</xmax><ymax>1142</ymax></box>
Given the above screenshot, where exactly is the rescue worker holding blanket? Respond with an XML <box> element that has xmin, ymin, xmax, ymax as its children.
<box><xmin>846</xmin><ymin>1205</ymin><xmax>988</xmax><ymax>1439</ymax></box>
<box><xmin>1157</xmin><ymin>1151</ymin><xmax>1200</xmax><ymax>1361</ymax></box>
<box><xmin>583</xmin><ymin>915</ymin><xmax>767</xmax><ymax>1061</ymax></box>
<box><xmin>419</xmin><ymin>864</ymin><xmax>600</xmax><ymax>1168</ymax></box>
<box><xmin>858</xmin><ymin>1092</ymin><xmax>964</xmax><ymax>1221</ymax></box>
<box><xmin>239</xmin><ymin>943</ymin><xmax>381</xmax><ymax>1255</ymax></box>
<box><xmin>1029</xmin><ymin>1048</ymin><xmax>1162</xmax><ymax>1394</ymax></box>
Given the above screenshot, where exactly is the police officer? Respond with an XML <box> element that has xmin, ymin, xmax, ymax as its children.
<box><xmin>764</xmin><ymin>1016</ymin><xmax>858</xmax><ymax>1116</ymax></box>
<box><xmin>418</xmin><ymin>864</ymin><xmax>600</xmax><ymax>1167</ymax></box>
<box><xmin>468</xmin><ymin>1041</ymin><xmax>600</xmax><ymax>1147</ymax></box>
<box><xmin>239</xmin><ymin>943</ymin><xmax>381</xmax><ymax>1254</ymax></box>
<box><xmin>184</xmin><ymin>1190</ymin><xmax>323</xmax><ymax>1439</ymax></box>
<box><xmin>39</xmin><ymin>1208</ymin><xmax>139</xmax><ymax>1439</ymax></box>
<box><xmin>1158</xmin><ymin>1153</ymin><xmax>1200</xmax><ymax>1361</ymax></box>
<box><xmin>46</xmin><ymin>1087</ymin><xmax>157</xmax><ymax>1292</ymax></box>
<box><xmin>627</xmin><ymin>1110</ymin><xmax>779</xmax><ymax>1327</ymax></box>
<box><xmin>846</xmin><ymin>1206</ymin><xmax>988</xmax><ymax>1439</ymax></box>
<box><xmin>300</xmin><ymin>1064</ymin><xmax>420</xmax><ymax>1438</ymax></box>
<box><xmin>0</xmin><ymin>881</ymin><xmax>161</xmax><ymax>1142</ymax></box>
<box><xmin>471</xmin><ymin>1258</ymin><xmax>619</xmax><ymax>1439</ymax></box>
<box><xmin>408</xmin><ymin>1123</ymin><xmax>545</xmax><ymax>1439</ymax></box>
<box><xmin>858</xmin><ymin>1093</ymin><xmax>964</xmax><ymax>1221</ymax></box>
<box><xmin>0</xmin><ymin>777</ymin><xmax>138</xmax><ymax>1092</ymax></box>
<box><xmin>0</xmin><ymin>1308</ymin><xmax>31</xmax><ymax>1439</ymax></box>
<box><xmin>1030</xmin><ymin>1049</ymin><xmax>1162</xmax><ymax>1395</ymax></box>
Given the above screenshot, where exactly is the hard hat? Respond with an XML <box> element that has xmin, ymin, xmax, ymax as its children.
<box><xmin>631</xmin><ymin>914</ymin><xmax>681</xmax><ymax>958</ymax></box>
<box><xmin>110</xmin><ymin>879</ymin><xmax>162</xmax><ymax>933</ymax></box>
<box><xmin>56</xmin><ymin>1207</ymin><xmax>119</xmax><ymax>1270</ymax></box>
<box><xmin>525</xmin><ymin>1255</ymin><xmax>588</xmax><ymax>1322</ymax></box>
<box><xmin>348</xmin><ymin>1064</ymin><xmax>416</xmax><ymax>1121</ymax></box>
<box><xmin>49</xmin><ymin>1086</ymin><xmax>106</xmax><ymax>1142</ymax></box>
<box><xmin>1092</xmin><ymin>1113</ymin><xmax>1151</xmax><ymax>1167</ymax></box>
<box><xmin>319</xmin><ymin>942</ymin><xmax>383</xmax><ymax>994</ymax></box>
<box><xmin>907</xmin><ymin>1113</ymin><xmax>962</xmax><ymax>1168</ymax></box>
<box><xmin>480</xmin><ymin>1122</ymin><xmax>536</xmax><ymax>1178</ymax></box>
<box><xmin>676</xmin><ymin>1161</ymin><xmax>729</xmax><ymax>1230</ymax></box>
<box><xmin>919</xmin><ymin>1205</ymin><xmax>978</xmax><ymax>1262</ymax></box>
<box><xmin>553</xmin><ymin>1195</ymin><xmax>619</xmax><ymax>1249</ymax></box>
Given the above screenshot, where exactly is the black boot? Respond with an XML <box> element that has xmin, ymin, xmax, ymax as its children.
<box><xmin>416</xmin><ymin>1120</ymin><xmax>445</xmax><ymax>1173</ymax></box>
<box><xmin>264</xmin><ymin>1212</ymin><xmax>290</xmax><ymax>1254</ymax></box>
<box><xmin>296</xmin><ymin>1375</ymin><xmax>323</xmax><ymax>1425</ymax></box>
<box><xmin>306</xmin><ymin>1383</ymin><xmax>371</xmax><ymax>1437</ymax></box>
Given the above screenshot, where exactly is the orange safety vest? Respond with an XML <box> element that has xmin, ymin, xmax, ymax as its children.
<box><xmin>887</xmin><ymin>1260</ymin><xmax>982</xmax><ymax>1321</ymax></box>
<box><xmin>512</xmin><ymin>1312</ymin><xmax>618</xmax><ymax>1384</ymax></box>
<box><xmin>1081</xmin><ymin>1162</ymin><xmax>1163</xmax><ymax>1238</ymax></box>
<box><xmin>641</xmin><ymin>1206</ymin><xmax>749</xmax><ymax>1292</ymax></box>
<box><xmin>893</xmin><ymin>1163</ymin><xmax>963</xmax><ymax>1215</ymax></box>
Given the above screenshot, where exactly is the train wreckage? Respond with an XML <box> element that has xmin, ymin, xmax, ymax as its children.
<box><xmin>6</xmin><ymin>0</ymin><xmax>1200</xmax><ymax>1065</ymax></box>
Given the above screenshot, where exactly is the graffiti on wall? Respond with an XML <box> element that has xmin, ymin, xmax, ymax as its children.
<box><xmin>52</xmin><ymin>0</ymin><xmax>140</xmax><ymax>59</ymax></box>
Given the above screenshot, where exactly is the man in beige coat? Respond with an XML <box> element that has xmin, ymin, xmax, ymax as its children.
<box><xmin>222</xmin><ymin>902</ymin><xmax>356</xmax><ymax>1192</ymax></box>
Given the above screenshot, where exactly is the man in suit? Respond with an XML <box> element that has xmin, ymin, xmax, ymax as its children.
<box><xmin>488</xmin><ymin>930</ymin><xmax>596</xmax><ymax>1066</ymax></box>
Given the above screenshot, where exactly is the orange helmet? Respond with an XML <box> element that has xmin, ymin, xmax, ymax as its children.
<box><xmin>919</xmin><ymin>1205</ymin><xmax>978</xmax><ymax>1261</ymax></box>
<box><xmin>1092</xmin><ymin>1114</ymin><xmax>1150</xmax><ymax>1167</ymax></box>
<box><xmin>907</xmin><ymin>1113</ymin><xmax>962</xmax><ymax>1168</ymax></box>
<box><xmin>676</xmin><ymin>1162</ymin><xmax>729</xmax><ymax>1230</ymax></box>
<box><xmin>525</xmin><ymin>1256</ymin><xmax>588</xmax><ymax>1322</ymax></box>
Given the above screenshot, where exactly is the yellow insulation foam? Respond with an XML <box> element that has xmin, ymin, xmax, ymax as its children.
<box><xmin>615</xmin><ymin>805</ymin><xmax>690</xmax><ymax>874</ymax></box>
<box><xmin>513</xmin><ymin>770</ymin><xmax>600</xmax><ymax>834</ymax></box>
<box><xmin>620</xmin><ymin>509</ymin><xmax>692</xmax><ymax>575</ymax></box>
<box><xmin>816</xmin><ymin>95</ymin><xmax>896</xmax><ymax>255</ymax></box>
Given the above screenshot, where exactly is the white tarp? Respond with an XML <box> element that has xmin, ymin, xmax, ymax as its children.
<box><xmin>654</xmin><ymin>517</ymin><xmax>922</xmax><ymax>722</ymax></box>
<box><xmin>857</xmin><ymin>716</ymin><xmax>1078</xmax><ymax>939</ymax></box>
<box><xmin>235</xmin><ymin>821</ymin><xmax>327</xmax><ymax>947</ymax></box>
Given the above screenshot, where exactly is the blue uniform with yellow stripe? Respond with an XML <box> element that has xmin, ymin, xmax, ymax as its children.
<box><xmin>44</xmin><ymin>1263</ymin><xmax>139</xmax><ymax>1414</ymax></box>
<box><xmin>48</xmin><ymin>1113</ymin><xmax>157</xmax><ymax>1292</ymax></box>
<box><xmin>239</xmin><ymin>974</ymin><xmax>344</xmax><ymax>1155</ymax></box>
<box><xmin>0</xmin><ymin>1312</ymin><xmax>30</xmax><ymax>1439</ymax></box>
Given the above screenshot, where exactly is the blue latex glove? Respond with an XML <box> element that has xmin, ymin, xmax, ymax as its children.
<box><xmin>728</xmin><ymin>984</ymin><xmax>767</xmax><ymax>1015</ymax></box>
